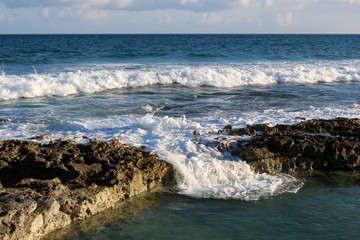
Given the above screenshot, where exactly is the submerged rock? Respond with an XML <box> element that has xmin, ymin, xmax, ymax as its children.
<box><xmin>218</xmin><ymin>118</ymin><xmax>360</xmax><ymax>174</ymax></box>
<box><xmin>0</xmin><ymin>139</ymin><xmax>174</xmax><ymax>240</ymax></box>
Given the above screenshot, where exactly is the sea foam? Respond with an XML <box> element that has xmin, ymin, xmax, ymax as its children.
<box><xmin>2</xmin><ymin>104</ymin><xmax>360</xmax><ymax>199</ymax></box>
<box><xmin>1</xmin><ymin>61</ymin><xmax>359</xmax><ymax>100</ymax></box>
<box><xmin>0</xmin><ymin>112</ymin><xmax>304</xmax><ymax>200</ymax></box>
<box><xmin>76</xmin><ymin>114</ymin><xmax>305</xmax><ymax>200</ymax></box>
<box><xmin>118</xmin><ymin>114</ymin><xmax>304</xmax><ymax>200</ymax></box>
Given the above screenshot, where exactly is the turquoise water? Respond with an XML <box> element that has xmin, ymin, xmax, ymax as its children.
<box><xmin>1</xmin><ymin>35</ymin><xmax>359</xmax><ymax>239</ymax></box>
<box><xmin>62</xmin><ymin>173</ymin><xmax>360</xmax><ymax>240</ymax></box>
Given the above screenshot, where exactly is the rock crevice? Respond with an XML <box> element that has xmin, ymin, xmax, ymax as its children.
<box><xmin>0</xmin><ymin>139</ymin><xmax>174</xmax><ymax>240</ymax></box>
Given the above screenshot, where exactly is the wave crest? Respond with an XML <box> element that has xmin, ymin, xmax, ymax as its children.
<box><xmin>1</xmin><ymin>61</ymin><xmax>359</xmax><ymax>100</ymax></box>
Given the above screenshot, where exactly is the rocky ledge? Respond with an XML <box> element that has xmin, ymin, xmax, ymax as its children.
<box><xmin>216</xmin><ymin>118</ymin><xmax>360</xmax><ymax>174</ymax></box>
<box><xmin>0</xmin><ymin>139</ymin><xmax>174</xmax><ymax>240</ymax></box>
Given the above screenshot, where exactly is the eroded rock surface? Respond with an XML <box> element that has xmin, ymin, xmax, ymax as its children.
<box><xmin>0</xmin><ymin>139</ymin><xmax>174</xmax><ymax>240</ymax></box>
<box><xmin>217</xmin><ymin>118</ymin><xmax>360</xmax><ymax>174</ymax></box>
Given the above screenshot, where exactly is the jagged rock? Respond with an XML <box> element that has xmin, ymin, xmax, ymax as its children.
<box><xmin>217</xmin><ymin>118</ymin><xmax>360</xmax><ymax>174</ymax></box>
<box><xmin>222</xmin><ymin>117</ymin><xmax>360</xmax><ymax>138</ymax></box>
<box><xmin>0</xmin><ymin>139</ymin><xmax>174</xmax><ymax>240</ymax></box>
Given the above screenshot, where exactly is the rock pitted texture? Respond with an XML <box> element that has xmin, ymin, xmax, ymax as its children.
<box><xmin>0</xmin><ymin>139</ymin><xmax>174</xmax><ymax>240</ymax></box>
<box><xmin>217</xmin><ymin>118</ymin><xmax>360</xmax><ymax>174</ymax></box>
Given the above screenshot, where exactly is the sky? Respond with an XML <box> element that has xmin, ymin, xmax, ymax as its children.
<box><xmin>0</xmin><ymin>0</ymin><xmax>359</xmax><ymax>34</ymax></box>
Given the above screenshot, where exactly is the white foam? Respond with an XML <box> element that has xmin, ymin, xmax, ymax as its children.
<box><xmin>113</xmin><ymin>114</ymin><xmax>303</xmax><ymax>200</ymax></box>
<box><xmin>1</xmin><ymin>60</ymin><xmax>359</xmax><ymax>100</ymax></box>
<box><xmin>1</xmin><ymin>103</ymin><xmax>360</xmax><ymax>200</ymax></box>
<box><xmin>141</xmin><ymin>105</ymin><xmax>154</xmax><ymax>112</ymax></box>
<box><xmin>0</xmin><ymin>112</ymin><xmax>304</xmax><ymax>200</ymax></box>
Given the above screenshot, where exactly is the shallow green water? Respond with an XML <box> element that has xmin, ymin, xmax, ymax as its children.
<box><xmin>57</xmin><ymin>172</ymin><xmax>360</xmax><ymax>240</ymax></box>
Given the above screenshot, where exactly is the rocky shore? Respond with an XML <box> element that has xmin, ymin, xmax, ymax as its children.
<box><xmin>216</xmin><ymin>118</ymin><xmax>360</xmax><ymax>174</ymax></box>
<box><xmin>1</xmin><ymin>118</ymin><xmax>359</xmax><ymax>240</ymax></box>
<box><xmin>0</xmin><ymin>139</ymin><xmax>174</xmax><ymax>240</ymax></box>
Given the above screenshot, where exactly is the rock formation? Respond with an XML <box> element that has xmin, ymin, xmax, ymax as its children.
<box><xmin>1</xmin><ymin>118</ymin><xmax>359</xmax><ymax>239</ymax></box>
<box><xmin>216</xmin><ymin>118</ymin><xmax>360</xmax><ymax>174</ymax></box>
<box><xmin>0</xmin><ymin>139</ymin><xmax>174</xmax><ymax>240</ymax></box>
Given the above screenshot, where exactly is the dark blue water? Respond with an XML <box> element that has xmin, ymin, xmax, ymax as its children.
<box><xmin>0</xmin><ymin>34</ymin><xmax>359</xmax><ymax>240</ymax></box>
<box><xmin>1</xmin><ymin>34</ymin><xmax>360</xmax><ymax>74</ymax></box>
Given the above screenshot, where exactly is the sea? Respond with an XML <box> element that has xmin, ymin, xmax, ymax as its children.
<box><xmin>0</xmin><ymin>34</ymin><xmax>360</xmax><ymax>239</ymax></box>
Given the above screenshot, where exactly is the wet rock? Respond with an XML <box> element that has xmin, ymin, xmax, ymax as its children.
<box><xmin>193</xmin><ymin>130</ymin><xmax>200</xmax><ymax>135</ymax></box>
<box><xmin>0</xmin><ymin>138</ymin><xmax>174</xmax><ymax>240</ymax></box>
<box><xmin>221</xmin><ymin>118</ymin><xmax>360</xmax><ymax>138</ymax></box>
<box><xmin>217</xmin><ymin>118</ymin><xmax>360</xmax><ymax>174</ymax></box>
<box><xmin>29</xmin><ymin>135</ymin><xmax>52</xmax><ymax>141</ymax></box>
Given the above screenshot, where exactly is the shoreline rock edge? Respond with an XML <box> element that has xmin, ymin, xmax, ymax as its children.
<box><xmin>217</xmin><ymin>118</ymin><xmax>360</xmax><ymax>174</ymax></box>
<box><xmin>1</xmin><ymin>117</ymin><xmax>359</xmax><ymax>239</ymax></box>
<box><xmin>0</xmin><ymin>139</ymin><xmax>175</xmax><ymax>240</ymax></box>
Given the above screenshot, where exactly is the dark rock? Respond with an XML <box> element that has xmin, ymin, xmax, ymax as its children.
<box><xmin>217</xmin><ymin>118</ymin><xmax>360</xmax><ymax>174</ymax></box>
<box><xmin>219</xmin><ymin>118</ymin><xmax>360</xmax><ymax>138</ymax></box>
<box><xmin>0</xmin><ymin>138</ymin><xmax>174</xmax><ymax>240</ymax></box>
<box><xmin>193</xmin><ymin>130</ymin><xmax>200</xmax><ymax>135</ymax></box>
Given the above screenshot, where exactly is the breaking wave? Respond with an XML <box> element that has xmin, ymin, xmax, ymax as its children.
<box><xmin>1</xmin><ymin>61</ymin><xmax>359</xmax><ymax>100</ymax></box>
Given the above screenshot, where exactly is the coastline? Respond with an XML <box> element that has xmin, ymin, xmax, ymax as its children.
<box><xmin>216</xmin><ymin>118</ymin><xmax>360</xmax><ymax>173</ymax></box>
<box><xmin>0</xmin><ymin>139</ymin><xmax>174</xmax><ymax>240</ymax></box>
<box><xmin>0</xmin><ymin>117</ymin><xmax>359</xmax><ymax>240</ymax></box>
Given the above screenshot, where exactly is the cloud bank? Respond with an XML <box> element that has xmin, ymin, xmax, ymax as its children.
<box><xmin>0</xmin><ymin>0</ymin><xmax>251</xmax><ymax>12</ymax></box>
<box><xmin>337</xmin><ymin>0</ymin><xmax>360</xmax><ymax>5</ymax></box>
<box><xmin>2</xmin><ymin>0</ymin><xmax>358</xmax><ymax>33</ymax></box>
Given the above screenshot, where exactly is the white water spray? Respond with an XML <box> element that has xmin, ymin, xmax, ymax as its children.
<box><xmin>109</xmin><ymin>114</ymin><xmax>304</xmax><ymax>200</ymax></box>
<box><xmin>0</xmin><ymin>61</ymin><xmax>359</xmax><ymax>100</ymax></box>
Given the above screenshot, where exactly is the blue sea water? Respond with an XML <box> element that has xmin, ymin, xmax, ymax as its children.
<box><xmin>0</xmin><ymin>34</ymin><xmax>360</xmax><ymax>239</ymax></box>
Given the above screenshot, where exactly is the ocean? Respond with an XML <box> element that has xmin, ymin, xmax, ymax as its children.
<box><xmin>1</xmin><ymin>34</ymin><xmax>360</xmax><ymax>239</ymax></box>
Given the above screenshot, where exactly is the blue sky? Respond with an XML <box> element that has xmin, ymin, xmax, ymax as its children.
<box><xmin>0</xmin><ymin>0</ymin><xmax>359</xmax><ymax>34</ymax></box>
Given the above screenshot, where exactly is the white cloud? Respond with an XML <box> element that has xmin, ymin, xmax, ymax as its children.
<box><xmin>79</xmin><ymin>9</ymin><xmax>108</xmax><ymax>21</ymax></box>
<box><xmin>0</xmin><ymin>0</ymin><xmax>132</xmax><ymax>9</ymax></box>
<box><xmin>260</xmin><ymin>0</ymin><xmax>306</xmax><ymax>27</ymax></box>
<box><xmin>70</xmin><ymin>0</ymin><xmax>112</xmax><ymax>9</ymax></box>
<box><xmin>264</xmin><ymin>0</ymin><xmax>275</xmax><ymax>7</ymax></box>
<box><xmin>0</xmin><ymin>13</ymin><xmax>12</xmax><ymax>22</ymax></box>
<box><xmin>200</xmin><ymin>13</ymin><xmax>223</xmax><ymax>24</ymax></box>
<box><xmin>180</xmin><ymin>0</ymin><xmax>198</xmax><ymax>4</ymax></box>
<box><xmin>39</xmin><ymin>6</ymin><xmax>108</xmax><ymax>21</ymax></box>
<box><xmin>276</xmin><ymin>11</ymin><xmax>294</xmax><ymax>26</ymax></box>
<box><xmin>247</xmin><ymin>16</ymin><xmax>263</xmax><ymax>26</ymax></box>
<box><xmin>337</xmin><ymin>0</ymin><xmax>360</xmax><ymax>4</ymax></box>
<box><xmin>261</xmin><ymin>0</ymin><xmax>307</xmax><ymax>10</ymax></box>
<box><xmin>112</xmin><ymin>0</ymin><xmax>133</xmax><ymax>8</ymax></box>
<box><xmin>231</xmin><ymin>0</ymin><xmax>251</xmax><ymax>7</ymax></box>
<box><xmin>0</xmin><ymin>0</ymin><xmax>251</xmax><ymax>12</ymax></box>
<box><xmin>41</xmin><ymin>7</ymin><xmax>50</xmax><ymax>17</ymax></box>
<box><xmin>289</xmin><ymin>0</ymin><xmax>306</xmax><ymax>10</ymax></box>
<box><xmin>157</xmin><ymin>14</ymin><xmax>171</xmax><ymax>24</ymax></box>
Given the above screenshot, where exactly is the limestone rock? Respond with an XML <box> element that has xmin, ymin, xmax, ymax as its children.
<box><xmin>0</xmin><ymin>138</ymin><xmax>174</xmax><ymax>240</ymax></box>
